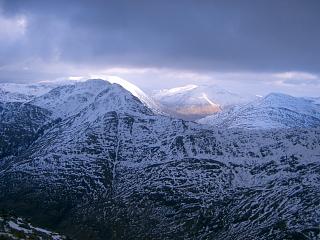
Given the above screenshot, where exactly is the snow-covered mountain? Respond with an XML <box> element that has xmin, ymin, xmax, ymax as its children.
<box><xmin>153</xmin><ymin>84</ymin><xmax>254</xmax><ymax>120</ymax></box>
<box><xmin>0</xmin><ymin>82</ymin><xmax>61</xmax><ymax>102</ymax></box>
<box><xmin>0</xmin><ymin>82</ymin><xmax>54</xmax><ymax>96</ymax></box>
<box><xmin>31</xmin><ymin>79</ymin><xmax>159</xmax><ymax>119</ymax></box>
<box><xmin>307</xmin><ymin>96</ymin><xmax>320</xmax><ymax>105</ymax></box>
<box><xmin>199</xmin><ymin>93</ymin><xmax>320</xmax><ymax>129</ymax></box>
<box><xmin>0</xmin><ymin>88</ymin><xmax>34</xmax><ymax>102</ymax></box>
<box><xmin>0</xmin><ymin>80</ymin><xmax>319</xmax><ymax>240</ymax></box>
<box><xmin>0</xmin><ymin>77</ymin><xmax>159</xmax><ymax>114</ymax></box>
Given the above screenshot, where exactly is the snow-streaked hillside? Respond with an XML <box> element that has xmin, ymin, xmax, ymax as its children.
<box><xmin>0</xmin><ymin>102</ymin><xmax>52</xmax><ymax>160</ymax></box>
<box><xmin>0</xmin><ymin>214</ymin><xmax>66</xmax><ymax>240</ymax></box>
<box><xmin>199</xmin><ymin>93</ymin><xmax>320</xmax><ymax>129</ymax></box>
<box><xmin>0</xmin><ymin>81</ymin><xmax>319</xmax><ymax>240</ymax></box>
<box><xmin>153</xmin><ymin>84</ymin><xmax>255</xmax><ymax>120</ymax></box>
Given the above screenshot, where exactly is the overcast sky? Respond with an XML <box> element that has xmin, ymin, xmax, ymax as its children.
<box><xmin>0</xmin><ymin>0</ymin><xmax>319</xmax><ymax>96</ymax></box>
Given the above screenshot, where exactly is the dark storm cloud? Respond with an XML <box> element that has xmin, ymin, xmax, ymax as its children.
<box><xmin>1</xmin><ymin>0</ymin><xmax>320</xmax><ymax>77</ymax></box>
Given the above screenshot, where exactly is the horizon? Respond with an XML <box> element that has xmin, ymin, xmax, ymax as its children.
<box><xmin>1</xmin><ymin>76</ymin><xmax>319</xmax><ymax>99</ymax></box>
<box><xmin>0</xmin><ymin>0</ymin><xmax>320</xmax><ymax>97</ymax></box>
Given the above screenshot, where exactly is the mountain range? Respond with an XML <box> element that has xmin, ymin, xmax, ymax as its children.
<box><xmin>0</xmin><ymin>82</ymin><xmax>62</xmax><ymax>102</ymax></box>
<box><xmin>199</xmin><ymin>93</ymin><xmax>320</xmax><ymax>129</ymax></box>
<box><xmin>0</xmin><ymin>79</ymin><xmax>319</xmax><ymax>240</ymax></box>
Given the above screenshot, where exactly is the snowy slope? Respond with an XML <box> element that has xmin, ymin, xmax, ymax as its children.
<box><xmin>0</xmin><ymin>82</ymin><xmax>59</xmax><ymax>98</ymax></box>
<box><xmin>0</xmin><ymin>83</ymin><xmax>53</xmax><ymax>96</ymax></box>
<box><xmin>306</xmin><ymin>96</ymin><xmax>320</xmax><ymax>105</ymax></box>
<box><xmin>0</xmin><ymin>81</ymin><xmax>74</xmax><ymax>103</ymax></box>
<box><xmin>153</xmin><ymin>84</ymin><xmax>254</xmax><ymax>120</ymax></box>
<box><xmin>31</xmin><ymin>79</ymin><xmax>159</xmax><ymax>119</ymax></box>
<box><xmin>0</xmin><ymin>214</ymin><xmax>66</xmax><ymax>240</ymax></box>
<box><xmin>105</xmin><ymin>76</ymin><xmax>161</xmax><ymax>113</ymax></box>
<box><xmin>0</xmin><ymin>83</ymin><xmax>319</xmax><ymax>240</ymax></box>
<box><xmin>0</xmin><ymin>88</ymin><xmax>34</xmax><ymax>102</ymax></box>
<box><xmin>199</xmin><ymin>93</ymin><xmax>320</xmax><ymax>129</ymax></box>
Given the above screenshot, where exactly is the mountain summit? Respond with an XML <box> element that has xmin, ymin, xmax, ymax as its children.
<box><xmin>31</xmin><ymin>79</ymin><xmax>158</xmax><ymax>119</ymax></box>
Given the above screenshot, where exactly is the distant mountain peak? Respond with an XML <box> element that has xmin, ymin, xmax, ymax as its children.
<box><xmin>199</xmin><ymin>93</ymin><xmax>320</xmax><ymax>129</ymax></box>
<box><xmin>264</xmin><ymin>92</ymin><xmax>294</xmax><ymax>100</ymax></box>
<box><xmin>156</xmin><ymin>84</ymin><xmax>198</xmax><ymax>96</ymax></box>
<box><xmin>153</xmin><ymin>83</ymin><xmax>254</xmax><ymax>120</ymax></box>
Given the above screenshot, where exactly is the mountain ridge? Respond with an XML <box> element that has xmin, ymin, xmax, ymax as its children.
<box><xmin>199</xmin><ymin>92</ymin><xmax>320</xmax><ymax>129</ymax></box>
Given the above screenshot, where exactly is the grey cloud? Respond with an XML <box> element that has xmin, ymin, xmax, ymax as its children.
<box><xmin>0</xmin><ymin>0</ymin><xmax>320</xmax><ymax>83</ymax></box>
<box><xmin>283</xmin><ymin>78</ymin><xmax>320</xmax><ymax>86</ymax></box>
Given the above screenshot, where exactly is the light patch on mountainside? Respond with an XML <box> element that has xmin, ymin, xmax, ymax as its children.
<box><xmin>153</xmin><ymin>84</ymin><xmax>254</xmax><ymax>120</ymax></box>
<box><xmin>101</xmin><ymin>76</ymin><xmax>161</xmax><ymax>112</ymax></box>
